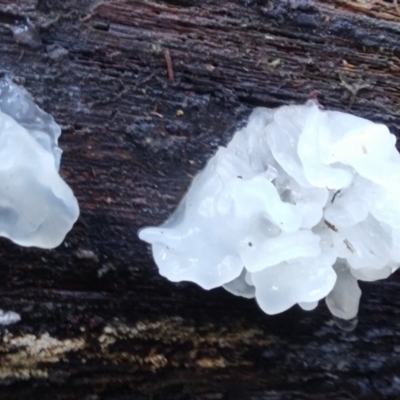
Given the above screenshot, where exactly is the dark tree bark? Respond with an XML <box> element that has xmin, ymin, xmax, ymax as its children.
<box><xmin>0</xmin><ymin>0</ymin><xmax>400</xmax><ymax>399</ymax></box>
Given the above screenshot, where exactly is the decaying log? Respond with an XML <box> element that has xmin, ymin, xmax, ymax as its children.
<box><xmin>0</xmin><ymin>0</ymin><xmax>400</xmax><ymax>399</ymax></box>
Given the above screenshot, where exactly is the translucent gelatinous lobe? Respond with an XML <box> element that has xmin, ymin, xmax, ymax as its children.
<box><xmin>139</xmin><ymin>100</ymin><xmax>400</xmax><ymax>326</ymax></box>
<box><xmin>0</xmin><ymin>77</ymin><xmax>79</xmax><ymax>248</ymax></box>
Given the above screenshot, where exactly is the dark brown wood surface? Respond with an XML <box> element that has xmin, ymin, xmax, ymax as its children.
<box><xmin>1</xmin><ymin>0</ymin><xmax>400</xmax><ymax>399</ymax></box>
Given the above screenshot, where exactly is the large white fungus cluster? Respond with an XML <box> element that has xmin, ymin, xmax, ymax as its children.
<box><xmin>139</xmin><ymin>101</ymin><xmax>400</xmax><ymax>325</ymax></box>
<box><xmin>0</xmin><ymin>77</ymin><xmax>79</xmax><ymax>248</ymax></box>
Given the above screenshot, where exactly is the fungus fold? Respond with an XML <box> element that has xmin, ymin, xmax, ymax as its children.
<box><xmin>139</xmin><ymin>101</ymin><xmax>400</xmax><ymax>327</ymax></box>
<box><xmin>0</xmin><ymin>77</ymin><xmax>79</xmax><ymax>248</ymax></box>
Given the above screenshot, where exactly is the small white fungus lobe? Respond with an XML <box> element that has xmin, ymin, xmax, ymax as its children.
<box><xmin>139</xmin><ymin>101</ymin><xmax>400</xmax><ymax>324</ymax></box>
<box><xmin>0</xmin><ymin>309</ymin><xmax>21</xmax><ymax>326</ymax></box>
<box><xmin>0</xmin><ymin>77</ymin><xmax>79</xmax><ymax>248</ymax></box>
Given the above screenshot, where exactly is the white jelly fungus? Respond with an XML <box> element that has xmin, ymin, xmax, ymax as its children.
<box><xmin>0</xmin><ymin>77</ymin><xmax>79</xmax><ymax>248</ymax></box>
<box><xmin>139</xmin><ymin>101</ymin><xmax>400</xmax><ymax>327</ymax></box>
<box><xmin>0</xmin><ymin>309</ymin><xmax>21</xmax><ymax>325</ymax></box>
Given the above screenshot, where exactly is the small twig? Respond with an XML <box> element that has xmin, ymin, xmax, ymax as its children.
<box><xmin>307</xmin><ymin>89</ymin><xmax>320</xmax><ymax>100</ymax></box>
<box><xmin>307</xmin><ymin>90</ymin><xmax>324</xmax><ymax>108</ymax></box>
<box><xmin>17</xmin><ymin>50</ymin><xmax>25</xmax><ymax>63</ymax></box>
<box><xmin>88</xmin><ymin>87</ymin><xmax>128</xmax><ymax>108</ymax></box>
<box><xmin>135</xmin><ymin>72</ymin><xmax>155</xmax><ymax>88</ymax></box>
<box><xmin>331</xmin><ymin>190</ymin><xmax>341</xmax><ymax>204</ymax></box>
<box><xmin>150</xmin><ymin>111</ymin><xmax>164</xmax><ymax>118</ymax></box>
<box><xmin>339</xmin><ymin>73</ymin><xmax>370</xmax><ymax>108</ymax></box>
<box><xmin>324</xmin><ymin>219</ymin><xmax>338</xmax><ymax>232</ymax></box>
<box><xmin>344</xmin><ymin>239</ymin><xmax>355</xmax><ymax>253</ymax></box>
<box><xmin>80</xmin><ymin>13</ymin><xmax>93</xmax><ymax>22</ymax></box>
<box><xmin>164</xmin><ymin>49</ymin><xmax>174</xmax><ymax>82</ymax></box>
<box><xmin>149</xmin><ymin>104</ymin><xmax>163</xmax><ymax>118</ymax></box>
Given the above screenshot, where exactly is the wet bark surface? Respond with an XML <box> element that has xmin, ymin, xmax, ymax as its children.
<box><xmin>0</xmin><ymin>0</ymin><xmax>400</xmax><ymax>399</ymax></box>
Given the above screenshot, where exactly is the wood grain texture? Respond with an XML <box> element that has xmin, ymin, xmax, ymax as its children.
<box><xmin>0</xmin><ymin>0</ymin><xmax>400</xmax><ymax>399</ymax></box>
